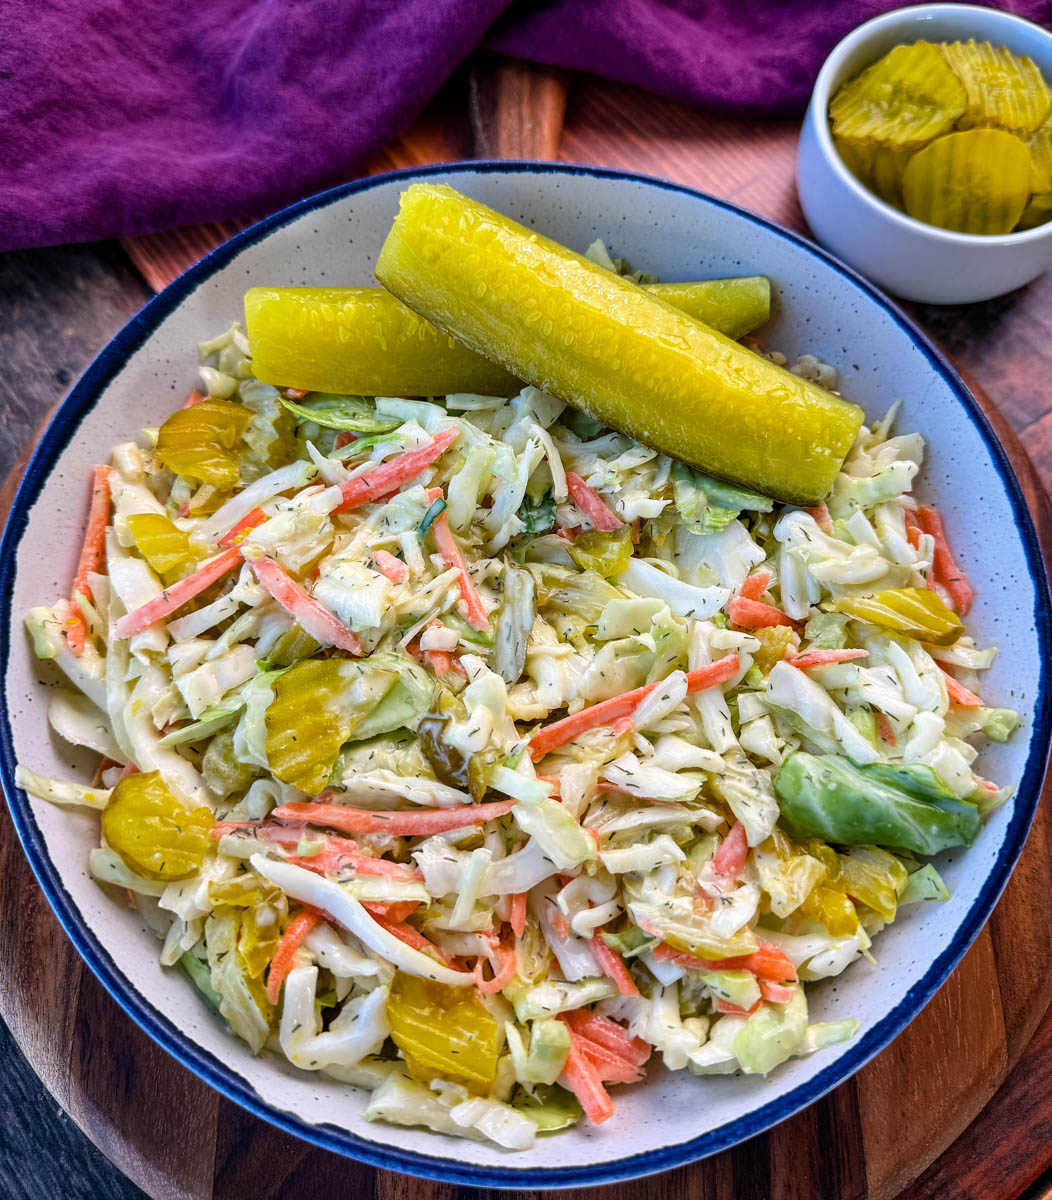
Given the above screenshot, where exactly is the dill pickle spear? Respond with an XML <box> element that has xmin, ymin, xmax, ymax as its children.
<box><xmin>902</xmin><ymin>129</ymin><xmax>1031</xmax><ymax>234</ymax></box>
<box><xmin>939</xmin><ymin>40</ymin><xmax>1051</xmax><ymax>132</ymax></box>
<box><xmin>374</xmin><ymin>185</ymin><xmax>863</xmax><ymax>506</ymax></box>
<box><xmin>246</xmin><ymin>278</ymin><xmax>771</xmax><ymax>398</ymax></box>
<box><xmin>830</xmin><ymin>42</ymin><xmax>966</xmax><ymax>150</ymax></box>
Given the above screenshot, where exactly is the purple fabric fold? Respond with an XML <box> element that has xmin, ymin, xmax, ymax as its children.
<box><xmin>1</xmin><ymin>0</ymin><xmax>1050</xmax><ymax>251</ymax></box>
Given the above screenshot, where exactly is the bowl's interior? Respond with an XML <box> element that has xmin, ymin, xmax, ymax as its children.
<box><xmin>812</xmin><ymin>2</ymin><xmax>1052</xmax><ymax>245</ymax></box>
<box><xmin>2</xmin><ymin>164</ymin><xmax>1047</xmax><ymax>1187</ymax></box>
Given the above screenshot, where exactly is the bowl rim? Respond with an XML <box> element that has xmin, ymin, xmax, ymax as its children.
<box><xmin>1</xmin><ymin>159</ymin><xmax>1050</xmax><ymax>1189</ymax></box>
<box><xmin>810</xmin><ymin>1</ymin><xmax>1052</xmax><ymax>247</ymax></box>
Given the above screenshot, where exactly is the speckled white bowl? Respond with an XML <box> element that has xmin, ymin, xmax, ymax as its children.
<box><xmin>1</xmin><ymin>164</ymin><xmax>1049</xmax><ymax>1188</ymax></box>
<box><xmin>797</xmin><ymin>3</ymin><xmax>1052</xmax><ymax>304</ymax></box>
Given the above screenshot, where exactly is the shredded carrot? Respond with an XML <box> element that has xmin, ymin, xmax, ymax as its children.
<box><xmin>218</xmin><ymin>506</ymin><xmax>267</xmax><ymax>549</ymax></box>
<box><xmin>332</xmin><ymin>431</ymin><xmax>356</xmax><ymax>450</ymax></box>
<box><xmin>715</xmin><ymin>997</ymin><xmax>762</xmax><ymax>1016</ymax></box>
<box><xmin>363</xmin><ymin>900</ymin><xmax>419</xmax><ymax>922</ymax></box>
<box><xmin>941</xmin><ymin>668</ymin><xmax>983</xmax><ymax>708</ymax></box>
<box><xmin>333</xmin><ymin>427</ymin><xmax>459</xmax><ymax>513</ymax></box>
<box><xmin>565</xmin><ymin>472</ymin><xmax>623</xmax><ymax>532</ymax></box>
<box><xmin>474</xmin><ymin>935</ymin><xmax>518</xmax><ymax>994</ymax></box>
<box><xmin>789</xmin><ymin>648</ymin><xmax>869</xmax><ymax>668</ymax></box>
<box><xmin>425</xmin><ymin>487</ymin><xmax>489</xmax><ymax>630</ymax></box>
<box><xmin>562</xmin><ymin>1010</ymin><xmax>651</xmax><ymax>1067</ymax></box>
<box><xmin>875</xmin><ymin>710</ymin><xmax>898</xmax><ymax>747</ymax></box>
<box><xmin>115</xmin><ymin>545</ymin><xmax>241</xmax><ymax>639</ymax></box>
<box><xmin>568</xmin><ymin>1027</ymin><xmax>645</xmax><ymax>1084</ymax></box>
<box><xmin>915</xmin><ymin>505</ymin><xmax>973</xmax><ymax>614</ymax></box>
<box><xmin>371</xmin><ymin>548</ymin><xmax>409</xmax><ymax>584</ymax></box>
<box><xmin>182</xmin><ymin>390</ymin><xmax>205</xmax><ymax>409</ymax></box>
<box><xmin>265</xmin><ymin>910</ymin><xmax>322</xmax><ymax>1004</ymax></box>
<box><xmin>759</xmin><ymin>980</ymin><xmax>797</xmax><ymax>1005</ymax></box>
<box><xmin>248</xmin><ymin>554</ymin><xmax>362</xmax><ymax>654</ymax></box>
<box><xmin>285</xmin><ymin>387</ymin><xmax>310</xmax><ymax>400</ymax></box>
<box><xmin>653</xmin><ymin>939</ymin><xmax>797</xmax><ymax>983</ymax></box>
<box><xmin>711</xmin><ymin>821</ymin><xmax>748</xmax><ymax>880</ymax></box>
<box><xmin>560</xmin><ymin>1030</ymin><xmax>616</xmax><ymax>1125</ymax></box>
<box><xmin>528</xmin><ymin>653</ymin><xmax>739</xmax><ymax>761</ymax></box>
<box><xmin>272</xmin><ymin>798</ymin><xmax>517</xmax><ymax>837</ymax></box>
<box><xmin>67</xmin><ymin>465</ymin><xmax>112</xmax><ymax>654</ymax></box>
<box><xmin>728</xmin><ymin>595</ymin><xmax>794</xmax><ymax>629</ymax></box>
<box><xmin>369</xmin><ymin>913</ymin><xmax>456</xmax><ymax>967</ymax></box>
<box><xmin>738</xmin><ymin>569</ymin><xmax>772</xmax><ymax>601</ymax></box>
<box><xmin>590</xmin><ymin>933</ymin><xmax>640</xmax><ymax>997</ymax></box>
<box><xmin>548</xmin><ymin>905</ymin><xmax>571</xmax><ymax>940</ymax></box>
<box><xmin>807</xmin><ymin>503</ymin><xmax>833</xmax><ymax>533</ymax></box>
<box><xmin>509</xmin><ymin>891</ymin><xmax>528</xmax><ymax>938</ymax></box>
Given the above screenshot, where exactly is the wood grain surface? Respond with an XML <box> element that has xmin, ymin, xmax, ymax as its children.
<box><xmin>3</xmin><ymin>54</ymin><xmax>1052</xmax><ymax>1200</ymax></box>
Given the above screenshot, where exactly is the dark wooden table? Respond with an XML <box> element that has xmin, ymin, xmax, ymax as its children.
<box><xmin>4</xmin><ymin>57</ymin><xmax>1052</xmax><ymax>1200</ymax></box>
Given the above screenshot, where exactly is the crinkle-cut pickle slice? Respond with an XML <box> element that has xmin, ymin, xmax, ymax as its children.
<box><xmin>264</xmin><ymin>658</ymin><xmax>397</xmax><ymax>795</ymax></box>
<box><xmin>939</xmin><ymin>39</ymin><xmax>1052</xmax><ymax>132</ymax></box>
<box><xmin>375</xmin><ymin>184</ymin><xmax>863</xmax><ymax>507</ymax></box>
<box><xmin>101</xmin><ymin>771</ymin><xmax>214</xmax><ymax>881</ymax></box>
<box><xmin>1017</xmin><ymin>192</ymin><xmax>1052</xmax><ymax>231</ymax></box>
<box><xmin>1030</xmin><ymin>122</ymin><xmax>1052</xmax><ymax>194</ymax></box>
<box><xmin>833</xmin><ymin>137</ymin><xmax>913</xmax><ymax>208</ymax></box>
<box><xmin>830</xmin><ymin>41</ymin><xmax>966</xmax><ymax>150</ymax></box>
<box><xmin>902</xmin><ymin>128</ymin><xmax>1031</xmax><ymax>235</ymax></box>
<box><xmin>245</xmin><ymin>278</ymin><xmax>771</xmax><ymax>399</ymax></box>
<box><xmin>156</xmin><ymin>399</ymin><xmax>250</xmax><ymax>488</ymax></box>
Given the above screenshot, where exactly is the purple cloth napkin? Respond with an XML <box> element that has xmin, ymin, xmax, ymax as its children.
<box><xmin>2</xmin><ymin>0</ymin><xmax>1050</xmax><ymax>251</ymax></box>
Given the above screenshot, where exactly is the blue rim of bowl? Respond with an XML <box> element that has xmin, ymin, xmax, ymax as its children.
<box><xmin>0</xmin><ymin>160</ymin><xmax>1049</xmax><ymax>1189</ymax></box>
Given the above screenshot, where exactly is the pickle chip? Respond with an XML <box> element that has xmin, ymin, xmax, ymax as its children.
<box><xmin>1029</xmin><ymin>122</ymin><xmax>1052</xmax><ymax>194</ymax></box>
<box><xmin>830</xmin><ymin>41</ymin><xmax>966</xmax><ymax>150</ymax></box>
<box><xmin>902</xmin><ymin>128</ymin><xmax>1031</xmax><ymax>234</ymax></box>
<box><xmin>940</xmin><ymin>39</ymin><xmax>1052</xmax><ymax>132</ymax></box>
<box><xmin>834</xmin><ymin>136</ymin><xmax>913</xmax><ymax>208</ymax></box>
<box><xmin>1017</xmin><ymin>192</ymin><xmax>1052</xmax><ymax>231</ymax></box>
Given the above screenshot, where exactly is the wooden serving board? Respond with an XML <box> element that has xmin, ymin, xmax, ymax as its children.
<box><xmin>3</xmin><ymin>56</ymin><xmax>1052</xmax><ymax>1200</ymax></box>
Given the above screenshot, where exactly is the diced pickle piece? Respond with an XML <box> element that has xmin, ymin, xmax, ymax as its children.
<box><xmin>831</xmin><ymin>587</ymin><xmax>963</xmax><ymax>645</ymax></box>
<box><xmin>264</xmin><ymin>659</ymin><xmax>398</xmax><ymax>795</ymax></box>
<box><xmin>126</xmin><ymin>512</ymin><xmax>191</xmax><ymax>575</ymax></box>
<box><xmin>796</xmin><ymin>883</ymin><xmax>860</xmax><ymax>937</ymax></box>
<box><xmin>387</xmin><ymin>973</ymin><xmax>499</xmax><ymax>1094</ymax></box>
<box><xmin>265</xmin><ymin>627</ymin><xmax>322</xmax><ymax>668</ymax></box>
<box><xmin>156</xmin><ymin>400</ymin><xmax>251</xmax><ymax>487</ymax></box>
<box><xmin>939</xmin><ymin>40</ymin><xmax>1052</xmax><ymax>132</ymax></box>
<box><xmin>902</xmin><ymin>129</ymin><xmax>1031</xmax><ymax>234</ymax></box>
<box><xmin>101</xmin><ymin>771</ymin><xmax>214</xmax><ymax>881</ymax></box>
<box><xmin>833</xmin><ymin>137</ymin><xmax>913</xmax><ymax>208</ymax></box>
<box><xmin>830</xmin><ymin>42</ymin><xmax>966</xmax><ymax>150</ymax></box>
<box><xmin>376</xmin><ymin>185</ymin><xmax>863</xmax><ymax>506</ymax></box>
<box><xmin>836</xmin><ymin>846</ymin><xmax>908</xmax><ymax>923</ymax></box>
<box><xmin>567</xmin><ymin>526</ymin><xmax>634</xmax><ymax>578</ymax></box>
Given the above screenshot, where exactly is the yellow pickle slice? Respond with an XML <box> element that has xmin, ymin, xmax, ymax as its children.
<box><xmin>902</xmin><ymin>128</ymin><xmax>1031</xmax><ymax>234</ymax></box>
<box><xmin>833</xmin><ymin>137</ymin><xmax>913</xmax><ymax>208</ymax></box>
<box><xmin>830</xmin><ymin>41</ymin><xmax>967</xmax><ymax>150</ymax></box>
<box><xmin>939</xmin><ymin>40</ymin><xmax>1052</xmax><ymax>132</ymax></box>
<box><xmin>101</xmin><ymin>770</ymin><xmax>214</xmax><ymax>881</ymax></box>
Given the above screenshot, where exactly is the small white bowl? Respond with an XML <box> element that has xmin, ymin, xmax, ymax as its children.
<box><xmin>797</xmin><ymin>3</ymin><xmax>1052</xmax><ymax>304</ymax></box>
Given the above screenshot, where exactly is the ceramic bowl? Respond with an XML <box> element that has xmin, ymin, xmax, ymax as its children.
<box><xmin>1</xmin><ymin>163</ymin><xmax>1049</xmax><ymax>1188</ymax></box>
<box><xmin>797</xmin><ymin>3</ymin><xmax>1052</xmax><ymax>304</ymax></box>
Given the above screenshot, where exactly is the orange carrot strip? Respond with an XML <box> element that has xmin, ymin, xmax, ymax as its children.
<box><xmin>529</xmin><ymin>653</ymin><xmax>739</xmax><ymax>761</ymax></box>
<box><xmin>363</xmin><ymin>900</ymin><xmax>418</xmax><ymax>922</ymax></box>
<box><xmin>248</xmin><ymin>554</ymin><xmax>362</xmax><ymax>654</ymax></box>
<box><xmin>183</xmin><ymin>390</ymin><xmax>205</xmax><ymax>409</ymax></box>
<box><xmin>915</xmin><ymin>505</ymin><xmax>973</xmax><ymax>615</ymax></box>
<box><xmin>652</xmin><ymin>939</ymin><xmax>797</xmax><ymax>983</ymax></box>
<box><xmin>789</xmin><ymin>648</ymin><xmax>869</xmax><ymax>668</ymax></box>
<box><xmin>218</xmin><ymin>506</ymin><xmax>267</xmax><ymax>549</ymax></box>
<box><xmin>560</xmin><ymin>1031</ymin><xmax>616</xmax><ymax>1125</ymax></box>
<box><xmin>590</xmin><ymin>933</ymin><xmax>639</xmax><ymax>997</ymax></box>
<box><xmin>941</xmin><ymin>668</ymin><xmax>983</xmax><ymax>708</ymax></box>
<box><xmin>727</xmin><ymin>596</ymin><xmax>794</xmax><ymax>629</ymax></box>
<box><xmin>266</xmin><ymin>910</ymin><xmax>322</xmax><ymax>1004</ymax></box>
<box><xmin>571</xmin><ymin>1033</ymin><xmax>645</xmax><ymax>1085</ymax></box>
<box><xmin>333</xmin><ymin>427</ymin><xmax>458</xmax><ymax>513</ymax></box>
<box><xmin>562</xmin><ymin>1010</ymin><xmax>652</xmax><ymax>1067</ymax></box>
<box><xmin>711</xmin><ymin>821</ymin><xmax>748</xmax><ymax>880</ymax></box>
<box><xmin>509</xmin><ymin>891</ymin><xmax>528</xmax><ymax>938</ymax></box>
<box><xmin>759</xmin><ymin>980</ymin><xmax>797</xmax><ymax>1005</ymax></box>
<box><xmin>332</xmin><ymin>431</ymin><xmax>356</xmax><ymax>450</ymax></box>
<box><xmin>370</xmin><ymin>913</ymin><xmax>456</xmax><ymax>968</ymax></box>
<box><xmin>272</xmin><ymin>798</ymin><xmax>517</xmax><ymax>837</ymax></box>
<box><xmin>474</xmin><ymin>936</ymin><xmax>518</xmax><ymax>994</ymax></box>
<box><xmin>67</xmin><ymin>465</ymin><xmax>112</xmax><ymax>654</ymax></box>
<box><xmin>426</xmin><ymin>487</ymin><xmax>489</xmax><ymax>630</ymax></box>
<box><xmin>715</xmin><ymin>997</ymin><xmax>762</xmax><ymax>1016</ymax></box>
<box><xmin>371</xmin><ymin>548</ymin><xmax>409</xmax><ymax>584</ymax></box>
<box><xmin>806</xmin><ymin>503</ymin><xmax>832</xmax><ymax>533</ymax></box>
<box><xmin>738</xmin><ymin>569</ymin><xmax>772</xmax><ymax>601</ymax></box>
<box><xmin>875</xmin><ymin>710</ymin><xmax>898</xmax><ymax>747</ymax></box>
<box><xmin>115</xmin><ymin>545</ymin><xmax>240</xmax><ymax>638</ymax></box>
<box><xmin>565</xmin><ymin>472</ymin><xmax>623</xmax><ymax>532</ymax></box>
